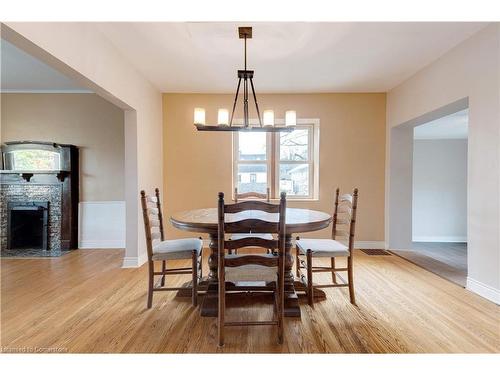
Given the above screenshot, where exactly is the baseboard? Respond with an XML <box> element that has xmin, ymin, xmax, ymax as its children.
<box><xmin>354</xmin><ymin>241</ymin><xmax>386</xmax><ymax>249</ymax></box>
<box><xmin>412</xmin><ymin>236</ymin><xmax>467</xmax><ymax>243</ymax></box>
<box><xmin>78</xmin><ymin>201</ymin><xmax>126</xmax><ymax>249</ymax></box>
<box><xmin>201</xmin><ymin>239</ymin><xmax>385</xmax><ymax>249</ymax></box>
<box><xmin>122</xmin><ymin>253</ymin><xmax>148</xmax><ymax>268</ymax></box>
<box><xmin>79</xmin><ymin>240</ymin><xmax>125</xmax><ymax>249</ymax></box>
<box><xmin>466</xmin><ymin>277</ymin><xmax>500</xmax><ymax>304</ymax></box>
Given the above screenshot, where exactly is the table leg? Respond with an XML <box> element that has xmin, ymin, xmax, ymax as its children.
<box><xmin>199</xmin><ymin>233</ymin><xmax>304</xmax><ymax>317</ymax></box>
<box><xmin>283</xmin><ymin>234</ymin><xmax>302</xmax><ymax>317</ymax></box>
<box><xmin>199</xmin><ymin>233</ymin><xmax>219</xmax><ymax>316</ymax></box>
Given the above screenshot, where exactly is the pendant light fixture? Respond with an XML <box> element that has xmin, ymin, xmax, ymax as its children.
<box><xmin>194</xmin><ymin>27</ymin><xmax>295</xmax><ymax>132</ymax></box>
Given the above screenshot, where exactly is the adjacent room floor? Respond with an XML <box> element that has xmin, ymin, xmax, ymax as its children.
<box><xmin>391</xmin><ymin>242</ymin><xmax>467</xmax><ymax>287</ymax></box>
<box><xmin>1</xmin><ymin>248</ymin><xmax>497</xmax><ymax>353</ymax></box>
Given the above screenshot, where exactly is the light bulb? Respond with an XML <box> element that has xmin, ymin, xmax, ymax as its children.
<box><xmin>263</xmin><ymin>110</ymin><xmax>274</xmax><ymax>127</ymax></box>
<box><xmin>218</xmin><ymin>108</ymin><xmax>229</xmax><ymax>126</ymax></box>
<box><xmin>285</xmin><ymin>110</ymin><xmax>296</xmax><ymax>127</ymax></box>
<box><xmin>194</xmin><ymin>108</ymin><xmax>205</xmax><ymax>125</ymax></box>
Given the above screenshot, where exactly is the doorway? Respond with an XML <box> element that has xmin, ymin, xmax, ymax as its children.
<box><xmin>388</xmin><ymin>99</ymin><xmax>469</xmax><ymax>287</ymax></box>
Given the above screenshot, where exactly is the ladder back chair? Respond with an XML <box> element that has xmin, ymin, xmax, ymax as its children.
<box><xmin>231</xmin><ymin>187</ymin><xmax>274</xmax><ymax>254</ymax></box>
<box><xmin>295</xmin><ymin>188</ymin><xmax>359</xmax><ymax>306</ymax></box>
<box><xmin>233</xmin><ymin>187</ymin><xmax>270</xmax><ymax>203</ymax></box>
<box><xmin>217</xmin><ymin>191</ymin><xmax>287</xmax><ymax>347</ymax></box>
<box><xmin>140</xmin><ymin>188</ymin><xmax>203</xmax><ymax>308</ymax></box>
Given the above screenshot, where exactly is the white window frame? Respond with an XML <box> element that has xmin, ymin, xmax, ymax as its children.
<box><xmin>232</xmin><ymin>119</ymin><xmax>320</xmax><ymax>201</ymax></box>
<box><xmin>10</xmin><ymin>149</ymin><xmax>61</xmax><ymax>171</ymax></box>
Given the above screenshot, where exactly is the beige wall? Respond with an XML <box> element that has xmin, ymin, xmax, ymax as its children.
<box><xmin>1</xmin><ymin>93</ymin><xmax>124</xmax><ymax>202</ymax></box>
<box><xmin>163</xmin><ymin>93</ymin><xmax>386</xmax><ymax>242</ymax></box>
<box><xmin>387</xmin><ymin>23</ymin><xmax>500</xmax><ymax>298</ymax></box>
<box><xmin>3</xmin><ymin>22</ymin><xmax>163</xmax><ymax>266</ymax></box>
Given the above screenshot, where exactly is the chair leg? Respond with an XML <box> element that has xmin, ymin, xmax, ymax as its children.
<box><xmin>331</xmin><ymin>257</ymin><xmax>337</xmax><ymax>284</ymax></box>
<box><xmin>199</xmin><ymin>251</ymin><xmax>203</xmax><ymax>279</ymax></box>
<box><xmin>347</xmin><ymin>256</ymin><xmax>356</xmax><ymax>305</ymax></box>
<box><xmin>276</xmin><ymin>252</ymin><xmax>284</xmax><ymax>344</ymax></box>
<box><xmin>306</xmin><ymin>250</ymin><xmax>314</xmax><ymax>307</ymax></box>
<box><xmin>147</xmin><ymin>260</ymin><xmax>154</xmax><ymax>309</ymax></box>
<box><xmin>218</xmin><ymin>263</ymin><xmax>225</xmax><ymax>347</ymax></box>
<box><xmin>192</xmin><ymin>250</ymin><xmax>198</xmax><ymax>307</ymax></box>
<box><xmin>161</xmin><ymin>260</ymin><xmax>166</xmax><ymax>286</ymax></box>
<box><xmin>295</xmin><ymin>246</ymin><xmax>300</xmax><ymax>277</ymax></box>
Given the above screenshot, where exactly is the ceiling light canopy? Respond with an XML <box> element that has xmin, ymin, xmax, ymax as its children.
<box><xmin>194</xmin><ymin>27</ymin><xmax>296</xmax><ymax>133</ymax></box>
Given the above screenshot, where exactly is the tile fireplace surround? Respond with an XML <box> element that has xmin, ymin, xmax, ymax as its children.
<box><xmin>0</xmin><ymin>182</ymin><xmax>64</xmax><ymax>256</ymax></box>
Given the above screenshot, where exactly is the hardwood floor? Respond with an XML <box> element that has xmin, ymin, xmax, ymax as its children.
<box><xmin>1</xmin><ymin>249</ymin><xmax>498</xmax><ymax>353</ymax></box>
<box><xmin>392</xmin><ymin>242</ymin><xmax>467</xmax><ymax>286</ymax></box>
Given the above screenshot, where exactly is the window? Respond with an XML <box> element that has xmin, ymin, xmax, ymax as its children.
<box><xmin>234</xmin><ymin>132</ymin><xmax>269</xmax><ymax>194</ymax></box>
<box><xmin>233</xmin><ymin>121</ymin><xmax>319</xmax><ymax>199</ymax></box>
<box><xmin>10</xmin><ymin>149</ymin><xmax>61</xmax><ymax>171</ymax></box>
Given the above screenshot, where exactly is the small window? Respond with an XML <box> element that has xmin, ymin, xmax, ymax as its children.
<box><xmin>233</xmin><ymin>120</ymin><xmax>319</xmax><ymax>199</ymax></box>
<box><xmin>10</xmin><ymin>149</ymin><xmax>61</xmax><ymax>171</ymax></box>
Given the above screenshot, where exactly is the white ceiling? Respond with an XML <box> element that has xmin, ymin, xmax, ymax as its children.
<box><xmin>1</xmin><ymin>39</ymin><xmax>91</xmax><ymax>93</ymax></box>
<box><xmin>96</xmin><ymin>22</ymin><xmax>487</xmax><ymax>93</ymax></box>
<box><xmin>414</xmin><ymin>109</ymin><xmax>469</xmax><ymax>140</ymax></box>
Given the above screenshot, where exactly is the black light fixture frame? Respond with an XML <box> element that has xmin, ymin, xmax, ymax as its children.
<box><xmin>195</xmin><ymin>27</ymin><xmax>294</xmax><ymax>133</ymax></box>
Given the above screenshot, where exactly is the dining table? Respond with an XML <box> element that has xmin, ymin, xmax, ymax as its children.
<box><xmin>170</xmin><ymin>207</ymin><xmax>332</xmax><ymax>317</ymax></box>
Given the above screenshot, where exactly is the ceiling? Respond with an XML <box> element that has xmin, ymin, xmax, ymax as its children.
<box><xmin>0</xmin><ymin>39</ymin><xmax>91</xmax><ymax>93</ymax></box>
<box><xmin>96</xmin><ymin>22</ymin><xmax>487</xmax><ymax>93</ymax></box>
<box><xmin>1</xmin><ymin>23</ymin><xmax>487</xmax><ymax>93</ymax></box>
<box><xmin>414</xmin><ymin>109</ymin><xmax>469</xmax><ymax>140</ymax></box>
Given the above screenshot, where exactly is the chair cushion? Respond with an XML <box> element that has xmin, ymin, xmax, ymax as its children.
<box><xmin>296</xmin><ymin>239</ymin><xmax>350</xmax><ymax>257</ymax></box>
<box><xmin>152</xmin><ymin>238</ymin><xmax>203</xmax><ymax>261</ymax></box>
<box><xmin>225</xmin><ymin>264</ymin><xmax>278</xmax><ymax>283</ymax></box>
<box><xmin>229</xmin><ymin>233</ymin><xmax>274</xmax><ymax>241</ymax></box>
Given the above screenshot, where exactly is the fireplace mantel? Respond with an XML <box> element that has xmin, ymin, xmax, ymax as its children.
<box><xmin>0</xmin><ymin>170</ymin><xmax>70</xmax><ymax>182</ymax></box>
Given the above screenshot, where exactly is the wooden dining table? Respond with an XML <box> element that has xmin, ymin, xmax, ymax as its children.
<box><xmin>170</xmin><ymin>207</ymin><xmax>332</xmax><ymax>317</ymax></box>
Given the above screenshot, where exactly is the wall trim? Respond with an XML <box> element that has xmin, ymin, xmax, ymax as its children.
<box><xmin>122</xmin><ymin>253</ymin><xmax>148</xmax><ymax>268</ymax></box>
<box><xmin>466</xmin><ymin>277</ymin><xmax>500</xmax><ymax>305</ymax></box>
<box><xmin>78</xmin><ymin>201</ymin><xmax>125</xmax><ymax>249</ymax></box>
<box><xmin>412</xmin><ymin>236</ymin><xmax>467</xmax><ymax>243</ymax></box>
<box><xmin>355</xmin><ymin>241</ymin><xmax>386</xmax><ymax>249</ymax></box>
<box><xmin>79</xmin><ymin>240</ymin><xmax>125</xmax><ymax>249</ymax></box>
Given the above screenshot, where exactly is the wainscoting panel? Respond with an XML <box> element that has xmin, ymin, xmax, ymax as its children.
<box><xmin>79</xmin><ymin>201</ymin><xmax>125</xmax><ymax>249</ymax></box>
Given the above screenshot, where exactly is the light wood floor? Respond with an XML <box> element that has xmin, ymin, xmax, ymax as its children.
<box><xmin>392</xmin><ymin>242</ymin><xmax>467</xmax><ymax>286</ymax></box>
<box><xmin>1</xmin><ymin>249</ymin><xmax>498</xmax><ymax>353</ymax></box>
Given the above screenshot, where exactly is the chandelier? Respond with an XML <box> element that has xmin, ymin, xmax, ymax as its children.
<box><xmin>194</xmin><ymin>27</ymin><xmax>296</xmax><ymax>132</ymax></box>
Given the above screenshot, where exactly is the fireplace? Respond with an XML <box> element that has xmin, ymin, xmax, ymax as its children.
<box><xmin>7</xmin><ymin>201</ymin><xmax>49</xmax><ymax>250</ymax></box>
<box><xmin>1</xmin><ymin>141</ymin><xmax>79</xmax><ymax>256</ymax></box>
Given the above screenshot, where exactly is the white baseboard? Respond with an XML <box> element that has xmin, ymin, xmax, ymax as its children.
<box><xmin>354</xmin><ymin>241</ymin><xmax>386</xmax><ymax>249</ymax></box>
<box><xmin>122</xmin><ymin>253</ymin><xmax>148</xmax><ymax>268</ymax></box>
<box><xmin>466</xmin><ymin>277</ymin><xmax>500</xmax><ymax>304</ymax></box>
<box><xmin>412</xmin><ymin>236</ymin><xmax>467</xmax><ymax>243</ymax></box>
<box><xmin>201</xmin><ymin>239</ymin><xmax>385</xmax><ymax>249</ymax></box>
<box><xmin>79</xmin><ymin>240</ymin><xmax>124</xmax><ymax>248</ymax></box>
<box><xmin>79</xmin><ymin>201</ymin><xmax>126</xmax><ymax>249</ymax></box>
